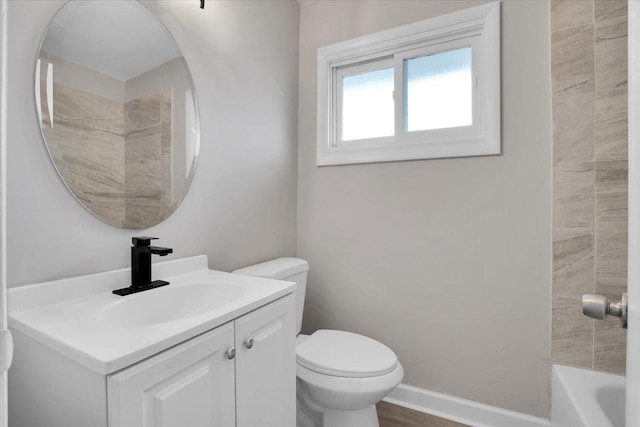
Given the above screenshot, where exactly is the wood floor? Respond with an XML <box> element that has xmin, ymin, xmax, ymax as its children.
<box><xmin>376</xmin><ymin>401</ymin><xmax>469</xmax><ymax>427</ymax></box>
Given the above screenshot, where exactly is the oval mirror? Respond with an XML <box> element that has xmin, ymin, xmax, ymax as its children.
<box><xmin>36</xmin><ymin>0</ymin><xmax>200</xmax><ymax>229</ymax></box>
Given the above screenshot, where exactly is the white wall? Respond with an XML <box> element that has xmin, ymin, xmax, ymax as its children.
<box><xmin>7</xmin><ymin>0</ymin><xmax>299</xmax><ymax>286</ymax></box>
<box><xmin>297</xmin><ymin>0</ymin><xmax>552</xmax><ymax>418</ymax></box>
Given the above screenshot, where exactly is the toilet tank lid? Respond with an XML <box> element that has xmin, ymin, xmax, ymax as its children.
<box><xmin>232</xmin><ymin>257</ymin><xmax>309</xmax><ymax>280</ymax></box>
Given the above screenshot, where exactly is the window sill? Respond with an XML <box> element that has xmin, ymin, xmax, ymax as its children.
<box><xmin>317</xmin><ymin>136</ymin><xmax>501</xmax><ymax>166</ymax></box>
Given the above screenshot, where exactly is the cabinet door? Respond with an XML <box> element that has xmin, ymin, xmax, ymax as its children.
<box><xmin>107</xmin><ymin>322</ymin><xmax>235</xmax><ymax>427</ymax></box>
<box><xmin>235</xmin><ymin>295</ymin><xmax>296</xmax><ymax>427</ymax></box>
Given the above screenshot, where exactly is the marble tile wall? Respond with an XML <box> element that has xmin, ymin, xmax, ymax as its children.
<box><xmin>42</xmin><ymin>83</ymin><xmax>126</xmax><ymax>227</ymax></box>
<box><xmin>124</xmin><ymin>88</ymin><xmax>173</xmax><ymax>229</ymax></box>
<box><xmin>40</xmin><ymin>80</ymin><xmax>173</xmax><ymax>229</ymax></box>
<box><xmin>551</xmin><ymin>0</ymin><xmax>627</xmax><ymax>375</ymax></box>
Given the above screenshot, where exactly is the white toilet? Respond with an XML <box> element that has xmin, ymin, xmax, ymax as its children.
<box><xmin>233</xmin><ymin>258</ymin><xmax>404</xmax><ymax>427</ymax></box>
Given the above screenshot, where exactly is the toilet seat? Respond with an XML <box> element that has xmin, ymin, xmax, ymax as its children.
<box><xmin>296</xmin><ymin>359</ymin><xmax>405</xmax><ymax>412</ymax></box>
<box><xmin>296</xmin><ymin>330</ymin><xmax>398</xmax><ymax>378</ymax></box>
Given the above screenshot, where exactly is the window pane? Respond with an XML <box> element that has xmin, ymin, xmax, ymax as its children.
<box><xmin>342</xmin><ymin>67</ymin><xmax>394</xmax><ymax>141</ymax></box>
<box><xmin>405</xmin><ymin>47</ymin><xmax>472</xmax><ymax>132</ymax></box>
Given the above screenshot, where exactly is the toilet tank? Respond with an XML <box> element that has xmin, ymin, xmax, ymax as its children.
<box><xmin>232</xmin><ymin>258</ymin><xmax>309</xmax><ymax>335</ymax></box>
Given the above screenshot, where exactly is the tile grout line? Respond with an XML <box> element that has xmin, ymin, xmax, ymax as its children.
<box><xmin>591</xmin><ymin>0</ymin><xmax>596</xmax><ymax>370</ymax></box>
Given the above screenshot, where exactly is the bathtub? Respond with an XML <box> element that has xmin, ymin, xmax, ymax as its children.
<box><xmin>552</xmin><ymin>365</ymin><xmax>625</xmax><ymax>427</ymax></box>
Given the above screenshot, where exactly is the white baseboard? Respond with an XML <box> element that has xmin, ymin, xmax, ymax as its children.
<box><xmin>383</xmin><ymin>383</ymin><xmax>551</xmax><ymax>427</ymax></box>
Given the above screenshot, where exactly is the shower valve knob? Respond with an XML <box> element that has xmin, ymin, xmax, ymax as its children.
<box><xmin>582</xmin><ymin>293</ymin><xmax>627</xmax><ymax>329</ymax></box>
<box><xmin>582</xmin><ymin>294</ymin><xmax>608</xmax><ymax>319</ymax></box>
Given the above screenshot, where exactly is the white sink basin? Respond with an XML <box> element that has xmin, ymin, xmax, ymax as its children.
<box><xmin>97</xmin><ymin>282</ymin><xmax>244</xmax><ymax>327</ymax></box>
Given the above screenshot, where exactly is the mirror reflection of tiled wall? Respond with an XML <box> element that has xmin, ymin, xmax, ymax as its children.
<box><xmin>124</xmin><ymin>88</ymin><xmax>173</xmax><ymax>229</ymax></box>
<box><xmin>551</xmin><ymin>0</ymin><xmax>627</xmax><ymax>374</ymax></box>
<box><xmin>41</xmin><ymin>78</ymin><xmax>172</xmax><ymax>228</ymax></box>
<box><xmin>41</xmin><ymin>82</ymin><xmax>126</xmax><ymax>226</ymax></box>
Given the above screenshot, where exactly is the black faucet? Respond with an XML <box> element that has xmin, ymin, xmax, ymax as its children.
<box><xmin>113</xmin><ymin>237</ymin><xmax>173</xmax><ymax>296</ymax></box>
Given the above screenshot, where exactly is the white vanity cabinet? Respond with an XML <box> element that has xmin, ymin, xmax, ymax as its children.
<box><xmin>8</xmin><ymin>256</ymin><xmax>297</xmax><ymax>427</ymax></box>
<box><xmin>108</xmin><ymin>295</ymin><xmax>295</xmax><ymax>427</ymax></box>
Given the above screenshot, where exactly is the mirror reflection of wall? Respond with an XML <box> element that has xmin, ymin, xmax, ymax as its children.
<box><xmin>36</xmin><ymin>0</ymin><xmax>199</xmax><ymax>229</ymax></box>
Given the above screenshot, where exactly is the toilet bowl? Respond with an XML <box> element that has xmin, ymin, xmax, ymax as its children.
<box><xmin>296</xmin><ymin>331</ymin><xmax>404</xmax><ymax>426</ymax></box>
<box><xmin>233</xmin><ymin>258</ymin><xmax>404</xmax><ymax>427</ymax></box>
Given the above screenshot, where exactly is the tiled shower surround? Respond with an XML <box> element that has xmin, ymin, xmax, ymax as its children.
<box><xmin>42</xmin><ymin>83</ymin><xmax>126</xmax><ymax>226</ymax></box>
<box><xmin>551</xmin><ymin>0</ymin><xmax>627</xmax><ymax>374</ymax></box>
<box><xmin>124</xmin><ymin>89</ymin><xmax>174</xmax><ymax>229</ymax></box>
<box><xmin>41</xmin><ymin>84</ymin><xmax>172</xmax><ymax>228</ymax></box>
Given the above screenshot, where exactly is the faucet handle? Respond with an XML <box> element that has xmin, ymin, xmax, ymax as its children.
<box><xmin>132</xmin><ymin>236</ymin><xmax>159</xmax><ymax>247</ymax></box>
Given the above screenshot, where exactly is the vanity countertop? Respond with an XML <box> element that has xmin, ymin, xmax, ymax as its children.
<box><xmin>8</xmin><ymin>255</ymin><xmax>295</xmax><ymax>375</ymax></box>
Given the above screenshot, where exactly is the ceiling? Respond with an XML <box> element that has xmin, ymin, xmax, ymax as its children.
<box><xmin>41</xmin><ymin>0</ymin><xmax>181</xmax><ymax>81</ymax></box>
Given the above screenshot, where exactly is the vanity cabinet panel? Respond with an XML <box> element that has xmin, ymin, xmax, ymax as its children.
<box><xmin>235</xmin><ymin>295</ymin><xmax>296</xmax><ymax>427</ymax></box>
<box><xmin>107</xmin><ymin>322</ymin><xmax>236</xmax><ymax>427</ymax></box>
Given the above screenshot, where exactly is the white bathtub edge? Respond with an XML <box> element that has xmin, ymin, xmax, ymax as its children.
<box><xmin>551</xmin><ymin>364</ymin><xmax>626</xmax><ymax>427</ymax></box>
<box><xmin>551</xmin><ymin>365</ymin><xmax>588</xmax><ymax>427</ymax></box>
<box><xmin>383</xmin><ymin>383</ymin><xmax>550</xmax><ymax>427</ymax></box>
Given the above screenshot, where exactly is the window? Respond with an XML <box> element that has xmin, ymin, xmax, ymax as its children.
<box><xmin>316</xmin><ymin>2</ymin><xmax>500</xmax><ymax>166</ymax></box>
<box><xmin>340</xmin><ymin>65</ymin><xmax>394</xmax><ymax>141</ymax></box>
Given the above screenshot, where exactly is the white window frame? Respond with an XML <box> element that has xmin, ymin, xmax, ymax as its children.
<box><xmin>316</xmin><ymin>2</ymin><xmax>501</xmax><ymax>166</ymax></box>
